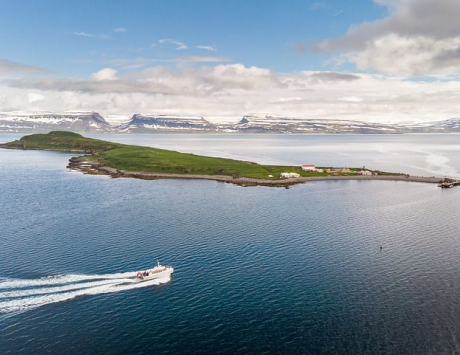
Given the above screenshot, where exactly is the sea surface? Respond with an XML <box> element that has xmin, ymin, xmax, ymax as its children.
<box><xmin>1</xmin><ymin>133</ymin><xmax>460</xmax><ymax>355</ymax></box>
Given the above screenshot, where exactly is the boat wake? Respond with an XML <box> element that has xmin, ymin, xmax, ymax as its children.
<box><xmin>0</xmin><ymin>272</ymin><xmax>171</xmax><ymax>314</ymax></box>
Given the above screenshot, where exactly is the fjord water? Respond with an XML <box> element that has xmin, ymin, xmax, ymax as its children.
<box><xmin>1</xmin><ymin>134</ymin><xmax>460</xmax><ymax>354</ymax></box>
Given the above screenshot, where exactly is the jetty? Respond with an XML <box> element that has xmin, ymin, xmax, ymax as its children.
<box><xmin>438</xmin><ymin>178</ymin><xmax>460</xmax><ymax>188</ymax></box>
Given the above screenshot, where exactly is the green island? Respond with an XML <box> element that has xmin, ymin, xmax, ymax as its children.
<box><xmin>0</xmin><ymin>131</ymin><xmax>444</xmax><ymax>186</ymax></box>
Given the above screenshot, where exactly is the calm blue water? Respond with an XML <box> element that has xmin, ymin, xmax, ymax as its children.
<box><xmin>1</xmin><ymin>134</ymin><xmax>460</xmax><ymax>354</ymax></box>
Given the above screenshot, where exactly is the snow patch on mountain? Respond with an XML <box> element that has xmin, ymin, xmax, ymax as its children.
<box><xmin>0</xmin><ymin>111</ymin><xmax>111</xmax><ymax>133</ymax></box>
<box><xmin>118</xmin><ymin>114</ymin><xmax>215</xmax><ymax>132</ymax></box>
<box><xmin>1</xmin><ymin>111</ymin><xmax>460</xmax><ymax>134</ymax></box>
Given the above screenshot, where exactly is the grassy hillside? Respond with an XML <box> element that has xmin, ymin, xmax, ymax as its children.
<box><xmin>1</xmin><ymin>131</ymin><xmax>368</xmax><ymax>179</ymax></box>
<box><xmin>1</xmin><ymin>131</ymin><xmax>121</xmax><ymax>152</ymax></box>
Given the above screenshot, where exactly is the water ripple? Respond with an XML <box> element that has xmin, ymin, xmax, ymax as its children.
<box><xmin>1</xmin><ymin>143</ymin><xmax>460</xmax><ymax>354</ymax></box>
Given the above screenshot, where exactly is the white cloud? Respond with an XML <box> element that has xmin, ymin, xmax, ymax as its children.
<box><xmin>195</xmin><ymin>45</ymin><xmax>217</xmax><ymax>52</ymax></box>
<box><xmin>27</xmin><ymin>93</ymin><xmax>45</xmax><ymax>103</ymax></box>
<box><xmin>185</xmin><ymin>56</ymin><xmax>228</xmax><ymax>63</ymax></box>
<box><xmin>315</xmin><ymin>0</ymin><xmax>460</xmax><ymax>76</ymax></box>
<box><xmin>108</xmin><ymin>56</ymin><xmax>229</xmax><ymax>68</ymax></box>
<box><xmin>90</xmin><ymin>68</ymin><xmax>118</xmax><ymax>81</ymax></box>
<box><xmin>332</xmin><ymin>10</ymin><xmax>344</xmax><ymax>17</ymax></box>
<box><xmin>158</xmin><ymin>39</ymin><xmax>188</xmax><ymax>50</ymax></box>
<box><xmin>310</xmin><ymin>1</ymin><xmax>330</xmax><ymax>10</ymax></box>
<box><xmin>113</xmin><ymin>27</ymin><xmax>127</xmax><ymax>33</ymax></box>
<box><xmin>276</xmin><ymin>97</ymin><xmax>303</xmax><ymax>103</ymax></box>
<box><xmin>343</xmin><ymin>35</ymin><xmax>460</xmax><ymax>76</ymax></box>
<box><xmin>339</xmin><ymin>96</ymin><xmax>363</xmax><ymax>102</ymax></box>
<box><xmin>73</xmin><ymin>32</ymin><xmax>111</xmax><ymax>40</ymax></box>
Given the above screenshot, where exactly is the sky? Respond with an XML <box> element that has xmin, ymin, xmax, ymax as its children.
<box><xmin>1</xmin><ymin>0</ymin><xmax>460</xmax><ymax>123</ymax></box>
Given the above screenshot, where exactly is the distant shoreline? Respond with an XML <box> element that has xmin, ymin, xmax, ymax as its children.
<box><xmin>3</xmin><ymin>131</ymin><xmax>460</xmax><ymax>136</ymax></box>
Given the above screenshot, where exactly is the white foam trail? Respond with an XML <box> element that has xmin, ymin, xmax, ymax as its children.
<box><xmin>0</xmin><ymin>272</ymin><xmax>137</xmax><ymax>289</ymax></box>
<box><xmin>0</xmin><ymin>278</ymin><xmax>136</xmax><ymax>299</ymax></box>
<box><xmin>0</xmin><ymin>274</ymin><xmax>171</xmax><ymax>314</ymax></box>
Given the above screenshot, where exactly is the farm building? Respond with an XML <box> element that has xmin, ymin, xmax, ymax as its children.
<box><xmin>301</xmin><ymin>165</ymin><xmax>316</xmax><ymax>171</ymax></box>
<box><xmin>280</xmin><ymin>172</ymin><xmax>301</xmax><ymax>178</ymax></box>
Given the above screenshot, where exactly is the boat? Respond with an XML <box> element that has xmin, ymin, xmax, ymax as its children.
<box><xmin>136</xmin><ymin>261</ymin><xmax>174</xmax><ymax>281</ymax></box>
<box><xmin>438</xmin><ymin>182</ymin><xmax>454</xmax><ymax>188</ymax></box>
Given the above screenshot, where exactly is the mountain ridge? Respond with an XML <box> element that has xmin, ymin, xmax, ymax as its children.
<box><xmin>0</xmin><ymin>111</ymin><xmax>111</xmax><ymax>133</ymax></box>
<box><xmin>1</xmin><ymin>111</ymin><xmax>459</xmax><ymax>134</ymax></box>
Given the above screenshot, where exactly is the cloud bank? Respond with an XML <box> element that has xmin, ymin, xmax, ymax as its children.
<box><xmin>0</xmin><ymin>59</ymin><xmax>48</xmax><ymax>75</ymax></box>
<box><xmin>2</xmin><ymin>62</ymin><xmax>460</xmax><ymax>123</ymax></box>
<box><xmin>314</xmin><ymin>0</ymin><xmax>460</xmax><ymax>76</ymax></box>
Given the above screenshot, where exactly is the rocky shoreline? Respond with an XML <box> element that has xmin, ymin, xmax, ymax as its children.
<box><xmin>67</xmin><ymin>158</ymin><xmax>443</xmax><ymax>187</ymax></box>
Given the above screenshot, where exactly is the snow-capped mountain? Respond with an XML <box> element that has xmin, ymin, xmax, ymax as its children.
<box><xmin>118</xmin><ymin>114</ymin><xmax>215</xmax><ymax>132</ymax></box>
<box><xmin>236</xmin><ymin>115</ymin><xmax>399</xmax><ymax>133</ymax></box>
<box><xmin>1</xmin><ymin>111</ymin><xmax>460</xmax><ymax>134</ymax></box>
<box><xmin>0</xmin><ymin>111</ymin><xmax>111</xmax><ymax>133</ymax></box>
<box><xmin>401</xmin><ymin>118</ymin><xmax>460</xmax><ymax>132</ymax></box>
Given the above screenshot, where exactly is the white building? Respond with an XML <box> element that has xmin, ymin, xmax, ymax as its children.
<box><xmin>280</xmin><ymin>172</ymin><xmax>301</xmax><ymax>178</ymax></box>
<box><xmin>358</xmin><ymin>170</ymin><xmax>372</xmax><ymax>176</ymax></box>
<box><xmin>301</xmin><ymin>165</ymin><xmax>316</xmax><ymax>171</ymax></box>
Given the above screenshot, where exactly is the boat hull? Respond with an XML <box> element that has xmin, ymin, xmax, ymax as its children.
<box><xmin>136</xmin><ymin>267</ymin><xmax>174</xmax><ymax>281</ymax></box>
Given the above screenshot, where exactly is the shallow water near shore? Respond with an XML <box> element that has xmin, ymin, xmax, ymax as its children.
<box><xmin>1</xmin><ymin>133</ymin><xmax>460</xmax><ymax>354</ymax></box>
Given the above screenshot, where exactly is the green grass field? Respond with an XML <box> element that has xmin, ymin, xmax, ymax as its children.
<box><xmin>1</xmin><ymin>131</ymin><xmax>381</xmax><ymax>180</ymax></box>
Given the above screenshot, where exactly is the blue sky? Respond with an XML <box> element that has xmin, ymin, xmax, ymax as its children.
<box><xmin>1</xmin><ymin>0</ymin><xmax>460</xmax><ymax>123</ymax></box>
<box><xmin>0</xmin><ymin>0</ymin><xmax>387</xmax><ymax>75</ymax></box>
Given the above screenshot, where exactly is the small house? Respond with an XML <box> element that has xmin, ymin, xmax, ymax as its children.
<box><xmin>301</xmin><ymin>165</ymin><xmax>316</xmax><ymax>172</ymax></box>
<box><xmin>358</xmin><ymin>170</ymin><xmax>372</xmax><ymax>176</ymax></box>
<box><xmin>280</xmin><ymin>172</ymin><xmax>301</xmax><ymax>178</ymax></box>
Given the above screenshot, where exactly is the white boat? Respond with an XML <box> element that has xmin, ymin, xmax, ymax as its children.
<box><xmin>136</xmin><ymin>261</ymin><xmax>174</xmax><ymax>281</ymax></box>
